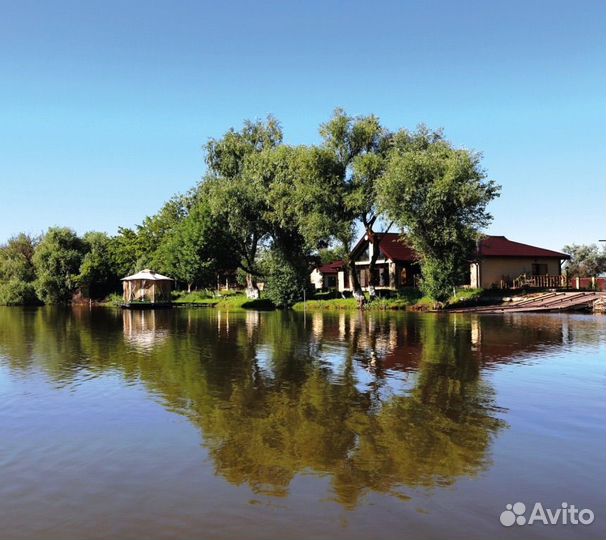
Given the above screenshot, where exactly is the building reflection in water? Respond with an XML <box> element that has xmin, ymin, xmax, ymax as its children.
<box><xmin>122</xmin><ymin>309</ymin><xmax>170</xmax><ymax>351</ymax></box>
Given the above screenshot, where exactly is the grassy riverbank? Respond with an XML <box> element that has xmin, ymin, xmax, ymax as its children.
<box><xmin>293</xmin><ymin>288</ymin><xmax>490</xmax><ymax>311</ymax></box>
<box><xmin>103</xmin><ymin>287</ymin><xmax>495</xmax><ymax>311</ymax></box>
<box><xmin>293</xmin><ymin>289</ymin><xmax>427</xmax><ymax>311</ymax></box>
<box><xmin>171</xmin><ymin>290</ymin><xmax>275</xmax><ymax>310</ymax></box>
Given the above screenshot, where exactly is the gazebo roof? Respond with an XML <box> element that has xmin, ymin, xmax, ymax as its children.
<box><xmin>121</xmin><ymin>269</ymin><xmax>173</xmax><ymax>281</ymax></box>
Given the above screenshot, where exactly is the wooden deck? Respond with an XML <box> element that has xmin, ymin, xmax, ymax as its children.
<box><xmin>449</xmin><ymin>292</ymin><xmax>605</xmax><ymax>314</ymax></box>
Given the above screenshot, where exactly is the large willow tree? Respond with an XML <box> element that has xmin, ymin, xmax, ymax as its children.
<box><xmin>377</xmin><ymin>136</ymin><xmax>500</xmax><ymax>303</ymax></box>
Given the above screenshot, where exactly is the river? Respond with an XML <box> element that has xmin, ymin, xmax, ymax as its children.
<box><xmin>0</xmin><ymin>307</ymin><xmax>604</xmax><ymax>539</ymax></box>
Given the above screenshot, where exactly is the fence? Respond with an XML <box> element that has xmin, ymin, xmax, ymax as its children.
<box><xmin>511</xmin><ymin>275</ymin><xmax>606</xmax><ymax>291</ymax></box>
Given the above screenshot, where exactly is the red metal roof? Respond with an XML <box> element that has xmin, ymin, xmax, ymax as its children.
<box><xmin>348</xmin><ymin>232</ymin><xmax>418</xmax><ymax>263</ymax></box>
<box><xmin>377</xmin><ymin>233</ymin><xmax>418</xmax><ymax>262</ymax></box>
<box><xmin>317</xmin><ymin>260</ymin><xmax>345</xmax><ymax>274</ymax></box>
<box><xmin>478</xmin><ymin>236</ymin><xmax>570</xmax><ymax>259</ymax></box>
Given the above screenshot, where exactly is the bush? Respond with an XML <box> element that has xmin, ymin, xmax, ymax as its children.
<box><xmin>263</xmin><ymin>252</ymin><xmax>308</xmax><ymax>308</ymax></box>
<box><xmin>0</xmin><ymin>280</ymin><xmax>40</xmax><ymax>306</ymax></box>
<box><xmin>105</xmin><ymin>293</ymin><xmax>124</xmax><ymax>307</ymax></box>
<box><xmin>419</xmin><ymin>256</ymin><xmax>466</xmax><ymax>304</ymax></box>
<box><xmin>447</xmin><ymin>288</ymin><xmax>484</xmax><ymax>307</ymax></box>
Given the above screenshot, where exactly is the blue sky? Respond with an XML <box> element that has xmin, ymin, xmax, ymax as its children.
<box><xmin>0</xmin><ymin>0</ymin><xmax>603</xmax><ymax>250</ymax></box>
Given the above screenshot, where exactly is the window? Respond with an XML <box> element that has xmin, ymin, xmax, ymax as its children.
<box><xmin>532</xmin><ymin>263</ymin><xmax>548</xmax><ymax>276</ymax></box>
<box><xmin>379</xmin><ymin>267</ymin><xmax>388</xmax><ymax>287</ymax></box>
<box><xmin>360</xmin><ymin>268</ymin><xmax>369</xmax><ymax>287</ymax></box>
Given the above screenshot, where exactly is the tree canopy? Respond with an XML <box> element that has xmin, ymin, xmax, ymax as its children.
<box><xmin>33</xmin><ymin>227</ymin><xmax>88</xmax><ymax>304</ymax></box>
<box><xmin>1</xmin><ymin>110</ymin><xmax>503</xmax><ymax>306</ymax></box>
<box><xmin>562</xmin><ymin>244</ymin><xmax>606</xmax><ymax>277</ymax></box>
<box><xmin>377</xmin><ymin>135</ymin><xmax>500</xmax><ymax>302</ymax></box>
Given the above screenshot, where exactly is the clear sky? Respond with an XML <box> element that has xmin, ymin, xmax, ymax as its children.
<box><xmin>0</xmin><ymin>0</ymin><xmax>603</xmax><ymax>250</ymax></box>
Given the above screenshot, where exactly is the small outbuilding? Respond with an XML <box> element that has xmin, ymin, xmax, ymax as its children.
<box><xmin>121</xmin><ymin>269</ymin><xmax>173</xmax><ymax>307</ymax></box>
<box><xmin>310</xmin><ymin>260</ymin><xmax>344</xmax><ymax>290</ymax></box>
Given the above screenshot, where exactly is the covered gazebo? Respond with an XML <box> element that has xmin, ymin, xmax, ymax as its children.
<box><xmin>121</xmin><ymin>269</ymin><xmax>173</xmax><ymax>307</ymax></box>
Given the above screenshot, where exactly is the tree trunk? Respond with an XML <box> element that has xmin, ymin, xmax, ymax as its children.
<box><xmin>347</xmin><ymin>258</ymin><xmax>365</xmax><ymax>308</ymax></box>
<box><xmin>245</xmin><ymin>273</ymin><xmax>260</xmax><ymax>299</ymax></box>
<box><xmin>367</xmin><ymin>232</ymin><xmax>382</xmax><ymax>300</ymax></box>
<box><xmin>187</xmin><ymin>283</ymin><xmax>192</xmax><ymax>293</ymax></box>
<box><xmin>367</xmin><ymin>248</ymin><xmax>380</xmax><ymax>301</ymax></box>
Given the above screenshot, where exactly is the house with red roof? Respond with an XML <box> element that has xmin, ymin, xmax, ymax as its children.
<box><xmin>470</xmin><ymin>236</ymin><xmax>570</xmax><ymax>288</ymax></box>
<box><xmin>311</xmin><ymin>233</ymin><xmax>570</xmax><ymax>293</ymax></box>
<box><xmin>336</xmin><ymin>232</ymin><xmax>420</xmax><ymax>293</ymax></box>
<box><xmin>310</xmin><ymin>259</ymin><xmax>345</xmax><ymax>290</ymax></box>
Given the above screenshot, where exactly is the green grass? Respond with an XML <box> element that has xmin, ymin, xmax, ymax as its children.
<box><xmin>442</xmin><ymin>287</ymin><xmax>532</xmax><ymax>309</ymax></box>
<box><xmin>97</xmin><ymin>292</ymin><xmax>126</xmax><ymax>307</ymax></box>
<box><xmin>172</xmin><ymin>290</ymin><xmax>217</xmax><ymax>304</ymax></box>
<box><xmin>293</xmin><ymin>288</ymin><xmax>426</xmax><ymax>311</ymax></box>
<box><xmin>103</xmin><ymin>287</ymin><xmax>490</xmax><ymax>312</ymax></box>
<box><xmin>293</xmin><ymin>297</ymin><xmax>359</xmax><ymax>310</ymax></box>
<box><xmin>446</xmin><ymin>288</ymin><xmax>484</xmax><ymax>307</ymax></box>
<box><xmin>173</xmin><ymin>291</ymin><xmax>275</xmax><ymax>310</ymax></box>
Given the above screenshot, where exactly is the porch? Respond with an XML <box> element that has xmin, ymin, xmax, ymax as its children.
<box><xmin>512</xmin><ymin>274</ymin><xmax>567</xmax><ymax>289</ymax></box>
<box><xmin>339</xmin><ymin>261</ymin><xmax>420</xmax><ymax>292</ymax></box>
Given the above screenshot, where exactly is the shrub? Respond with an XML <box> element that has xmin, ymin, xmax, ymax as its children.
<box><xmin>419</xmin><ymin>256</ymin><xmax>466</xmax><ymax>304</ymax></box>
<box><xmin>0</xmin><ymin>280</ymin><xmax>40</xmax><ymax>305</ymax></box>
<box><xmin>263</xmin><ymin>252</ymin><xmax>308</xmax><ymax>308</ymax></box>
<box><xmin>105</xmin><ymin>292</ymin><xmax>124</xmax><ymax>307</ymax></box>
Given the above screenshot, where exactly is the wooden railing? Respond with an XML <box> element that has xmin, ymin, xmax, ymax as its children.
<box><xmin>512</xmin><ymin>274</ymin><xmax>567</xmax><ymax>289</ymax></box>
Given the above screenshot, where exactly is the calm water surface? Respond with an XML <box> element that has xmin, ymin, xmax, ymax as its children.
<box><xmin>0</xmin><ymin>307</ymin><xmax>604</xmax><ymax>539</ymax></box>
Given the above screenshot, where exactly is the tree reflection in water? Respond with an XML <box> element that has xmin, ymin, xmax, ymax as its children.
<box><xmin>0</xmin><ymin>307</ymin><xmax>592</xmax><ymax>508</ymax></box>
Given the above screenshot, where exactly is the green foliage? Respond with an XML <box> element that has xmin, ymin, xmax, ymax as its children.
<box><xmin>201</xmin><ymin>118</ymin><xmax>284</xmax><ymax>284</ymax></box>
<box><xmin>318</xmin><ymin>109</ymin><xmax>390</xmax><ymax>247</ymax></box>
<box><xmin>33</xmin><ymin>227</ymin><xmax>88</xmax><ymax>304</ymax></box>
<box><xmin>318</xmin><ymin>246</ymin><xmax>346</xmax><ymax>265</ymax></box>
<box><xmin>205</xmin><ymin>116</ymin><xmax>282</xmax><ymax>178</ymax></box>
<box><xmin>79</xmin><ymin>231</ymin><xmax>121</xmax><ymax>299</ymax></box>
<box><xmin>0</xmin><ymin>280</ymin><xmax>40</xmax><ymax>305</ymax></box>
<box><xmin>262</xmin><ymin>252</ymin><xmax>307</xmax><ymax>308</ymax></box>
<box><xmin>109</xmin><ymin>227</ymin><xmax>140</xmax><ymax>277</ymax></box>
<box><xmin>0</xmin><ymin>233</ymin><xmax>41</xmax><ymax>306</ymax></box>
<box><xmin>377</xmin><ymin>133</ymin><xmax>500</xmax><ymax>301</ymax></box>
<box><xmin>418</xmin><ymin>255</ymin><xmax>462</xmax><ymax>303</ymax></box>
<box><xmin>293</xmin><ymin>289</ymin><xmax>424</xmax><ymax>310</ymax></box>
<box><xmin>172</xmin><ymin>289</ymin><xmax>215</xmax><ymax>301</ymax></box>
<box><xmin>0</xmin><ymin>111</ymin><xmax>505</xmax><ymax>308</ymax></box>
<box><xmin>105</xmin><ymin>292</ymin><xmax>124</xmax><ymax>307</ymax></box>
<box><xmin>562</xmin><ymin>243</ymin><xmax>606</xmax><ymax>277</ymax></box>
<box><xmin>0</xmin><ymin>233</ymin><xmax>38</xmax><ymax>282</ymax></box>
<box><xmin>172</xmin><ymin>292</ymin><xmax>274</xmax><ymax>310</ymax></box>
<box><xmin>293</xmin><ymin>297</ymin><xmax>359</xmax><ymax>310</ymax></box>
<box><xmin>153</xmin><ymin>198</ymin><xmax>238</xmax><ymax>290</ymax></box>
<box><xmin>110</xmin><ymin>194</ymin><xmax>192</xmax><ymax>276</ymax></box>
<box><xmin>447</xmin><ymin>287</ymin><xmax>484</xmax><ymax>306</ymax></box>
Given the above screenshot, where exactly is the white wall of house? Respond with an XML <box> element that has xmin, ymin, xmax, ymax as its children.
<box><xmin>310</xmin><ymin>269</ymin><xmax>324</xmax><ymax>290</ymax></box>
<box><xmin>472</xmin><ymin>257</ymin><xmax>561</xmax><ymax>288</ymax></box>
<box><xmin>338</xmin><ymin>270</ymin><xmax>346</xmax><ymax>292</ymax></box>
